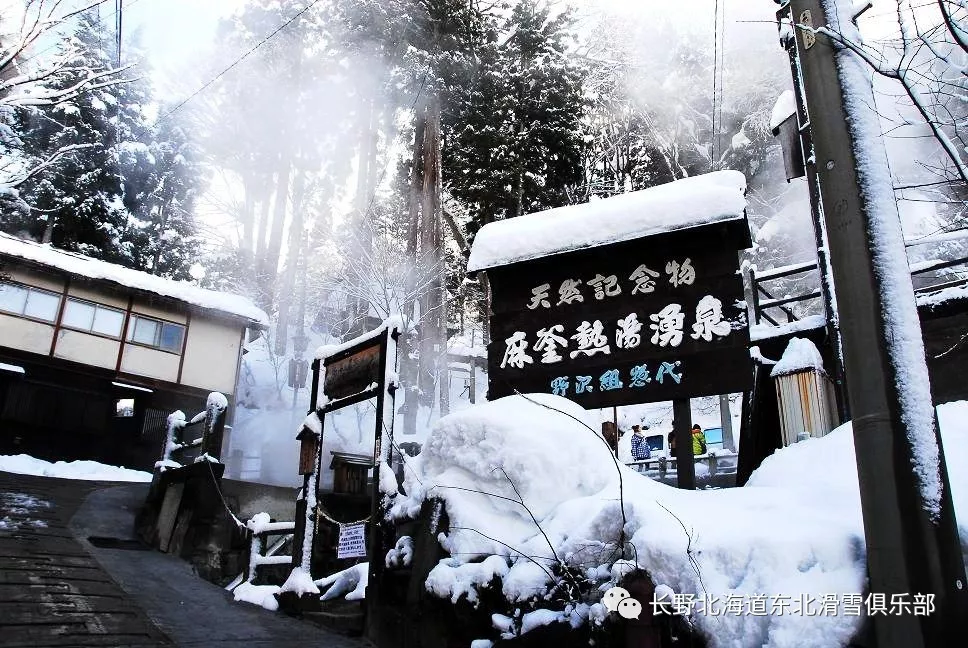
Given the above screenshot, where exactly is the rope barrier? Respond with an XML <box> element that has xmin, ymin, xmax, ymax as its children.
<box><xmin>315</xmin><ymin>502</ymin><xmax>370</xmax><ymax>527</ymax></box>
<box><xmin>204</xmin><ymin>459</ymin><xmax>246</xmax><ymax>531</ymax></box>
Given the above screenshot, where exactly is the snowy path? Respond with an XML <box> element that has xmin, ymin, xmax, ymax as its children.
<box><xmin>0</xmin><ymin>470</ymin><xmax>365</xmax><ymax>647</ymax></box>
<box><xmin>0</xmin><ymin>471</ymin><xmax>172</xmax><ymax>647</ymax></box>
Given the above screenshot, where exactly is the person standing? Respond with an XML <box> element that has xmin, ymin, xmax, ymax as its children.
<box><xmin>631</xmin><ymin>424</ymin><xmax>651</xmax><ymax>460</ymax></box>
<box><xmin>691</xmin><ymin>424</ymin><xmax>707</xmax><ymax>455</ymax></box>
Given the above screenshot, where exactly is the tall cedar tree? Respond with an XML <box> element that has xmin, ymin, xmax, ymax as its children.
<box><xmin>444</xmin><ymin>0</ymin><xmax>586</xmax><ymax>241</ymax></box>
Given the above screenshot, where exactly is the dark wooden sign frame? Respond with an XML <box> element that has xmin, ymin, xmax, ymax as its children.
<box><xmin>298</xmin><ymin>326</ymin><xmax>400</xmax><ymax>619</ymax></box>
<box><xmin>484</xmin><ymin>218</ymin><xmax>754</xmax><ymax>409</ymax></box>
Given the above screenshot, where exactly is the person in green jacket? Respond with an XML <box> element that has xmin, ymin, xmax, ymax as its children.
<box><xmin>691</xmin><ymin>424</ymin><xmax>707</xmax><ymax>455</ymax></box>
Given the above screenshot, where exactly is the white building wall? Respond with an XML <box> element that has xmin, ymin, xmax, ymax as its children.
<box><xmin>8</xmin><ymin>267</ymin><xmax>64</xmax><ymax>293</ymax></box>
<box><xmin>131</xmin><ymin>300</ymin><xmax>188</xmax><ymax>324</ymax></box>
<box><xmin>53</xmin><ymin>329</ymin><xmax>120</xmax><ymax>369</ymax></box>
<box><xmin>120</xmin><ymin>344</ymin><xmax>180</xmax><ymax>382</ymax></box>
<box><xmin>180</xmin><ymin>317</ymin><xmax>241</xmax><ymax>394</ymax></box>
<box><xmin>68</xmin><ymin>284</ymin><xmax>128</xmax><ymax>310</ymax></box>
<box><xmin>0</xmin><ymin>313</ymin><xmax>54</xmax><ymax>355</ymax></box>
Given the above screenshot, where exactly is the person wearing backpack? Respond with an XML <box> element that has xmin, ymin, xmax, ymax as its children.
<box><xmin>691</xmin><ymin>424</ymin><xmax>708</xmax><ymax>456</ymax></box>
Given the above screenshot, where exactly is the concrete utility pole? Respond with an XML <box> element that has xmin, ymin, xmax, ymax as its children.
<box><xmin>783</xmin><ymin>1</ymin><xmax>968</xmax><ymax>646</ymax></box>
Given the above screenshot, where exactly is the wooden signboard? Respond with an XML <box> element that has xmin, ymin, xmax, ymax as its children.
<box><xmin>486</xmin><ymin>219</ymin><xmax>753</xmax><ymax>408</ymax></box>
<box><xmin>323</xmin><ymin>338</ymin><xmax>382</xmax><ymax>401</ymax></box>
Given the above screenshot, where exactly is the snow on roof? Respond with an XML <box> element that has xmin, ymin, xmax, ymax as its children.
<box><xmin>314</xmin><ymin>315</ymin><xmax>404</xmax><ymax>361</ymax></box>
<box><xmin>0</xmin><ymin>232</ymin><xmax>268</xmax><ymax>326</ymax></box>
<box><xmin>769</xmin><ymin>89</ymin><xmax>797</xmax><ymax>131</ymax></box>
<box><xmin>770</xmin><ymin>337</ymin><xmax>826</xmax><ymax>378</ymax></box>
<box><xmin>466</xmin><ymin>170</ymin><xmax>747</xmax><ymax>272</ymax></box>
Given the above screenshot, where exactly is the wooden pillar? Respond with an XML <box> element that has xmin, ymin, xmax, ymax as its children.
<box><xmin>672</xmin><ymin>399</ymin><xmax>695</xmax><ymax>490</ymax></box>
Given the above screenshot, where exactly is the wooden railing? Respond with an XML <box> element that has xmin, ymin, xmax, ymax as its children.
<box><xmin>748</xmin><ymin>232</ymin><xmax>968</xmax><ymax>326</ymax></box>
<box><xmin>245</xmin><ymin>515</ymin><xmax>296</xmax><ymax>585</ymax></box>
<box><xmin>626</xmin><ymin>452</ymin><xmax>739</xmax><ymax>479</ymax></box>
<box><xmin>156</xmin><ymin>392</ymin><xmax>228</xmax><ymax>470</ymax></box>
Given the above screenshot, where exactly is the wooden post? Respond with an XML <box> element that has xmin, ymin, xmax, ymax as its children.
<box><xmin>672</xmin><ymin>399</ymin><xmax>695</xmax><ymax>490</ymax></box>
<box><xmin>469</xmin><ymin>365</ymin><xmax>477</xmax><ymax>404</ymax></box>
<box><xmin>201</xmin><ymin>395</ymin><xmax>227</xmax><ymax>461</ymax></box>
<box><xmin>719</xmin><ymin>393</ymin><xmax>736</xmax><ymax>452</ymax></box>
<box><xmin>612</xmin><ymin>406</ymin><xmax>619</xmax><ymax>458</ymax></box>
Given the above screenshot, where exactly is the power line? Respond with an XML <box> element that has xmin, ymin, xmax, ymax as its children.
<box><xmin>15</xmin><ymin>0</ymin><xmax>144</xmax><ymax>68</ymax></box>
<box><xmin>157</xmin><ymin>0</ymin><xmax>324</xmax><ymax>124</ymax></box>
<box><xmin>712</xmin><ymin>0</ymin><xmax>719</xmax><ymax>166</ymax></box>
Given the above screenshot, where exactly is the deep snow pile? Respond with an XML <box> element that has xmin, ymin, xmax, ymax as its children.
<box><xmin>0</xmin><ymin>454</ymin><xmax>153</xmax><ymax>482</ymax></box>
<box><xmin>386</xmin><ymin>395</ymin><xmax>968</xmax><ymax>648</ymax></box>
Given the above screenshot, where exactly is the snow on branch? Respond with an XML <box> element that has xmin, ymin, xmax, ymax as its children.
<box><xmin>0</xmin><ymin>0</ymin><xmax>112</xmax><ymax>73</ymax></box>
<box><xmin>2</xmin><ymin>143</ymin><xmax>95</xmax><ymax>188</ymax></box>
<box><xmin>806</xmin><ymin>0</ymin><xmax>968</xmax><ymax>185</ymax></box>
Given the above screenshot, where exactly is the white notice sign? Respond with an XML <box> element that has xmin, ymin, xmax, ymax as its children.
<box><xmin>337</xmin><ymin>522</ymin><xmax>367</xmax><ymax>559</ymax></box>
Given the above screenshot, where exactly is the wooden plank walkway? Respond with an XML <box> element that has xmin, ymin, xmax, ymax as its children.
<box><xmin>0</xmin><ymin>472</ymin><xmax>172</xmax><ymax>647</ymax></box>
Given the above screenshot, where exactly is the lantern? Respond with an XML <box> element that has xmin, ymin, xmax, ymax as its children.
<box><xmin>296</xmin><ymin>426</ymin><xmax>319</xmax><ymax>475</ymax></box>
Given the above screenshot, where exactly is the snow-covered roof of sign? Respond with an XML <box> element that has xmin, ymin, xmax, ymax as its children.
<box><xmin>770</xmin><ymin>90</ymin><xmax>797</xmax><ymax>132</ymax></box>
<box><xmin>466</xmin><ymin>170</ymin><xmax>747</xmax><ymax>272</ymax></box>
<box><xmin>0</xmin><ymin>232</ymin><xmax>268</xmax><ymax>326</ymax></box>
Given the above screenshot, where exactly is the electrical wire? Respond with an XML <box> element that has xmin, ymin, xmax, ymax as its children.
<box><xmin>712</xmin><ymin>0</ymin><xmax>719</xmax><ymax>166</ymax></box>
<box><xmin>14</xmin><ymin>0</ymin><xmax>145</xmax><ymax>68</ymax></box>
<box><xmin>157</xmin><ymin>0</ymin><xmax>324</xmax><ymax>124</ymax></box>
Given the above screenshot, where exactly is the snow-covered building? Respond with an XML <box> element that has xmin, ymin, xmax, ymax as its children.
<box><xmin>0</xmin><ymin>233</ymin><xmax>268</xmax><ymax>470</ymax></box>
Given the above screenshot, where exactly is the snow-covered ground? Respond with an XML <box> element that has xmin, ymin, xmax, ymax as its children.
<box><xmin>379</xmin><ymin>395</ymin><xmax>968</xmax><ymax>648</ymax></box>
<box><xmin>0</xmin><ymin>454</ymin><xmax>153</xmax><ymax>482</ymax></box>
<box><xmin>0</xmin><ymin>491</ymin><xmax>51</xmax><ymax>531</ymax></box>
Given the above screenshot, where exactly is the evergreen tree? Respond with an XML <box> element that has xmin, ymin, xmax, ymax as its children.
<box><xmin>1</xmin><ymin>13</ymin><xmax>202</xmax><ymax>279</ymax></box>
<box><xmin>1</xmin><ymin>12</ymin><xmax>132</xmax><ymax>262</ymax></box>
<box><xmin>442</xmin><ymin>0</ymin><xmax>586</xmax><ymax>240</ymax></box>
<box><xmin>121</xmin><ymin>117</ymin><xmax>204</xmax><ymax>280</ymax></box>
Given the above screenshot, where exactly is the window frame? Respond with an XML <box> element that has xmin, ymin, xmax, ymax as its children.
<box><xmin>61</xmin><ymin>297</ymin><xmax>126</xmax><ymax>339</ymax></box>
<box><xmin>0</xmin><ymin>280</ymin><xmax>62</xmax><ymax>323</ymax></box>
<box><xmin>125</xmin><ymin>313</ymin><xmax>186</xmax><ymax>355</ymax></box>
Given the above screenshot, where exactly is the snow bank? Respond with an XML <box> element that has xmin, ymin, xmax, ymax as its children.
<box><xmin>770</xmin><ymin>337</ymin><xmax>826</xmax><ymax>378</ymax></box>
<box><xmin>0</xmin><ymin>454</ymin><xmax>152</xmax><ymax>482</ymax></box>
<box><xmin>317</xmin><ymin>562</ymin><xmax>368</xmax><ymax>601</ymax></box>
<box><xmin>467</xmin><ymin>170</ymin><xmax>747</xmax><ymax>271</ymax></box>
<box><xmin>387</xmin><ymin>394</ymin><xmax>968</xmax><ymax>648</ymax></box>
<box><xmin>0</xmin><ymin>232</ymin><xmax>268</xmax><ymax>325</ymax></box>
<box><xmin>233</xmin><ymin>582</ymin><xmax>280</xmax><ymax>611</ymax></box>
<box><xmin>280</xmin><ymin>567</ymin><xmax>320</xmax><ymax>597</ymax></box>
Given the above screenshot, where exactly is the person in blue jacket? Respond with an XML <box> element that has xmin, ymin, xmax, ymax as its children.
<box><xmin>630</xmin><ymin>424</ymin><xmax>651</xmax><ymax>460</ymax></box>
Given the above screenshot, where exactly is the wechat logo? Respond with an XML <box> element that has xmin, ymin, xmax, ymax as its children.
<box><xmin>603</xmin><ymin>586</ymin><xmax>643</xmax><ymax>620</ymax></box>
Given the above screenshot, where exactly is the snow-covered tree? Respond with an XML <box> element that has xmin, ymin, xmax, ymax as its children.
<box><xmin>1</xmin><ymin>1</ymin><xmax>130</xmax><ymax>193</ymax></box>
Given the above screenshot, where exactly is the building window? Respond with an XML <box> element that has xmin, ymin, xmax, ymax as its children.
<box><xmin>115</xmin><ymin>398</ymin><xmax>135</xmax><ymax>418</ymax></box>
<box><xmin>62</xmin><ymin>298</ymin><xmax>125</xmax><ymax>337</ymax></box>
<box><xmin>0</xmin><ymin>281</ymin><xmax>61</xmax><ymax>322</ymax></box>
<box><xmin>126</xmin><ymin>314</ymin><xmax>185</xmax><ymax>353</ymax></box>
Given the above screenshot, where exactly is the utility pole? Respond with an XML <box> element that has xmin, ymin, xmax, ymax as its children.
<box><xmin>782</xmin><ymin>1</ymin><xmax>968</xmax><ymax>646</ymax></box>
<box><xmin>777</xmin><ymin>7</ymin><xmax>849</xmax><ymax>422</ymax></box>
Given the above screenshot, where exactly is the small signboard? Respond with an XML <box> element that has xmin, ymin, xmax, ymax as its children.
<box><xmin>485</xmin><ymin>222</ymin><xmax>753</xmax><ymax>408</ymax></box>
<box><xmin>337</xmin><ymin>522</ymin><xmax>367</xmax><ymax>559</ymax></box>
<box><xmin>323</xmin><ymin>338</ymin><xmax>382</xmax><ymax>401</ymax></box>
